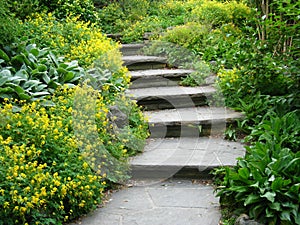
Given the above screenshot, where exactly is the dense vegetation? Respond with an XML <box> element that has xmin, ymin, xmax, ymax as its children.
<box><xmin>98</xmin><ymin>0</ymin><xmax>300</xmax><ymax>225</ymax></box>
<box><xmin>0</xmin><ymin>1</ymin><xmax>148</xmax><ymax>224</ymax></box>
<box><xmin>0</xmin><ymin>0</ymin><xmax>299</xmax><ymax>224</ymax></box>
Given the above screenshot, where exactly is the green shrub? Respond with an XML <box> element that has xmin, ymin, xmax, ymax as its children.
<box><xmin>191</xmin><ymin>0</ymin><xmax>251</xmax><ymax>28</ymax></box>
<box><xmin>0</xmin><ymin>90</ymin><xmax>104</xmax><ymax>224</ymax></box>
<box><xmin>0</xmin><ymin>82</ymin><xmax>149</xmax><ymax>224</ymax></box>
<box><xmin>216</xmin><ymin>112</ymin><xmax>300</xmax><ymax>225</ymax></box>
<box><xmin>0</xmin><ymin>1</ymin><xmax>21</xmax><ymax>47</ymax></box>
<box><xmin>160</xmin><ymin>22</ymin><xmax>210</xmax><ymax>54</ymax></box>
<box><xmin>192</xmin><ymin>0</ymin><xmax>231</xmax><ymax>27</ymax></box>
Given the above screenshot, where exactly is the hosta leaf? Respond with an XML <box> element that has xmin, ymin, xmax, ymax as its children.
<box><xmin>66</xmin><ymin>60</ymin><xmax>79</xmax><ymax>70</ymax></box>
<box><xmin>0</xmin><ymin>49</ymin><xmax>10</xmax><ymax>62</ymax></box>
<box><xmin>269</xmin><ymin>202</ymin><xmax>281</xmax><ymax>211</ymax></box>
<box><xmin>0</xmin><ymin>69</ymin><xmax>12</xmax><ymax>77</ymax></box>
<box><xmin>0</xmin><ymin>87</ymin><xmax>15</xmax><ymax>93</ymax></box>
<box><xmin>30</xmin><ymin>48</ymin><xmax>39</xmax><ymax>57</ymax></box>
<box><xmin>0</xmin><ymin>76</ymin><xmax>9</xmax><ymax>86</ymax></box>
<box><xmin>57</xmin><ymin>67</ymin><xmax>68</xmax><ymax>74</ymax></box>
<box><xmin>18</xmin><ymin>93</ymin><xmax>31</xmax><ymax>100</ymax></box>
<box><xmin>261</xmin><ymin>191</ymin><xmax>276</xmax><ymax>202</ymax></box>
<box><xmin>280</xmin><ymin>210</ymin><xmax>291</xmax><ymax>221</ymax></box>
<box><xmin>31</xmin><ymin>91</ymin><xmax>50</xmax><ymax>97</ymax></box>
<box><xmin>244</xmin><ymin>194</ymin><xmax>261</xmax><ymax>206</ymax></box>
<box><xmin>63</xmin><ymin>72</ymin><xmax>75</xmax><ymax>82</ymax></box>
<box><xmin>49</xmin><ymin>52</ymin><xmax>59</xmax><ymax>67</ymax></box>
<box><xmin>35</xmin><ymin>84</ymin><xmax>48</xmax><ymax>92</ymax></box>
<box><xmin>15</xmin><ymin>69</ymin><xmax>29</xmax><ymax>80</ymax></box>
<box><xmin>37</xmin><ymin>64</ymin><xmax>47</xmax><ymax>72</ymax></box>
<box><xmin>42</xmin><ymin>74</ymin><xmax>51</xmax><ymax>84</ymax></box>
<box><xmin>238</xmin><ymin>167</ymin><xmax>250</xmax><ymax>180</ymax></box>
<box><xmin>271</xmin><ymin>177</ymin><xmax>284</xmax><ymax>191</ymax></box>
<box><xmin>228</xmin><ymin>185</ymin><xmax>248</xmax><ymax>192</ymax></box>
<box><xmin>23</xmin><ymin>80</ymin><xmax>42</xmax><ymax>89</ymax></box>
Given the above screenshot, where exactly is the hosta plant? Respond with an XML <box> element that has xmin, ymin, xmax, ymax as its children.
<box><xmin>0</xmin><ymin>44</ymin><xmax>84</xmax><ymax>101</ymax></box>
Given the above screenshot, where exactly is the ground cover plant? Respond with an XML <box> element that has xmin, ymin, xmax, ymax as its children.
<box><xmin>0</xmin><ymin>2</ymin><xmax>149</xmax><ymax>224</ymax></box>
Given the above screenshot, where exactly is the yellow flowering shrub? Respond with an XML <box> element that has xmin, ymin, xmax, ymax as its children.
<box><xmin>0</xmin><ymin>85</ymin><xmax>148</xmax><ymax>224</ymax></box>
<box><xmin>23</xmin><ymin>14</ymin><xmax>119</xmax><ymax>68</ymax></box>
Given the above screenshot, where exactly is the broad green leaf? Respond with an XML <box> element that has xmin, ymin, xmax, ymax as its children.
<box><xmin>31</xmin><ymin>91</ymin><xmax>50</xmax><ymax>97</ymax></box>
<box><xmin>0</xmin><ymin>69</ymin><xmax>12</xmax><ymax>77</ymax></box>
<box><xmin>42</xmin><ymin>74</ymin><xmax>51</xmax><ymax>84</ymax></box>
<box><xmin>261</xmin><ymin>191</ymin><xmax>276</xmax><ymax>202</ymax></box>
<box><xmin>66</xmin><ymin>60</ymin><xmax>79</xmax><ymax>70</ymax></box>
<box><xmin>271</xmin><ymin>177</ymin><xmax>284</xmax><ymax>191</ymax></box>
<box><xmin>18</xmin><ymin>93</ymin><xmax>31</xmax><ymax>100</ymax></box>
<box><xmin>35</xmin><ymin>84</ymin><xmax>48</xmax><ymax>92</ymax></box>
<box><xmin>57</xmin><ymin>67</ymin><xmax>68</xmax><ymax>74</ymax></box>
<box><xmin>238</xmin><ymin>167</ymin><xmax>250</xmax><ymax>180</ymax></box>
<box><xmin>30</xmin><ymin>48</ymin><xmax>39</xmax><ymax>57</ymax></box>
<box><xmin>0</xmin><ymin>87</ymin><xmax>15</xmax><ymax>93</ymax></box>
<box><xmin>15</xmin><ymin>69</ymin><xmax>29</xmax><ymax>80</ymax></box>
<box><xmin>37</xmin><ymin>64</ymin><xmax>47</xmax><ymax>72</ymax></box>
<box><xmin>0</xmin><ymin>49</ymin><xmax>10</xmax><ymax>62</ymax></box>
<box><xmin>280</xmin><ymin>210</ymin><xmax>291</xmax><ymax>221</ymax></box>
<box><xmin>63</xmin><ymin>72</ymin><xmax>75</xmax><ymax>82</ymax></box>
<box><xmin>23</xmin><ymin>80</ymin><xmax>42</xmax><ymax>89</ymax></box>
<box><xmin>269</xmin><ymin>202</ymin><xmax>281</xmax><ymax>211</ymax></box>
<box><xmin>228</xmin><ymin>185</ymin><xmax>248</xmax><ymax>192</ymax></box>
<box><xmin>244</xmin><ymin>194</ymin><xmax>261</xmax><ymax>206</ymax></box>
<box><xmin>0</xmin><ymin>76</ymin><xmax>9</xmax><ymax>86</ymax></box>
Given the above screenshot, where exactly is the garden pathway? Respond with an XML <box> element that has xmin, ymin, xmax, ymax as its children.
<box><xmin>71</xmin><ymin>43</ymin><xmax>245</xmax><ymax>225</ymax></box>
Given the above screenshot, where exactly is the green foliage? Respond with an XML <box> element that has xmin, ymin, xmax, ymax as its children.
<box><xmin>143</xmin><ymin>41</ymin><xmax>211</xmax><ymax>86</ymax></box>
<box><xmin>0</xmin><ymin>1</ymin><xmax>21</xmax><ymax>47</ymax></box>
<box><xmin>216</xmin><ymin>112</ymin><xmax>300</xmax><ymax>225</ymax></box>
<box><xmin>190</xmin><ymin>0</ymin><xmax>251</xmax><ymax>28</ymax></box>
<box><xmin>0</xmin><ymin>90</ymin><xmax>104</xmax><ymax>224</ymax></box>
<box><xmin>0</xmin><ymin>44</ymin><xmax>84</xmax><ymax>101</ymax></box>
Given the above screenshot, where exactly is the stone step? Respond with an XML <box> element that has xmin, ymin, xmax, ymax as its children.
<box><xmin>130</xmin><ymin>137</ymin><xmax>245</xmax><ymax>179</ymax></box>
<box><xmin>129</xmin><ymin>69</ymin><xmax>194</xmax><ymax>88</ymax></box>
<box><xmin>121</xmin><ymin>43</ymin><xmax>145</xmax><ymax>56</ymax></box>
<box><xmin>122</xmin><ymin>55</ymin><xmax>167</xmax><ymax>70</ymax></box>
<box><xmin>127</xmin><ymin>86</ymin><xmax>216</xmax><ymax>110</ymax></box>
<box><xmin>145</xmin><ymin>107</ymin><xmax>243</xmax><ymax>138</ymax></box>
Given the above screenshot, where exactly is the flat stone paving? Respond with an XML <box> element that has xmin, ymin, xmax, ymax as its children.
<box><xmin>130</xmin><ymin>137</ymin><xmax>245</xmax><ymax>179</ymax></box>
<box><xmin>122</xmin><ymin>55</ymin><xmax>167</xmax><ymax>66</ymax></box>
<box><xmin>145</xmin><ymin>106</ymin><xmax>243</xmax><ymax>125</ymax></box>
<box><xmin>70</xmin><ymin>179</ymin><xmax>221</xmax><ymax>225</ymax></box>
<box><xmin>127</xmin><ymin>85</ymin><xmax>216</xmax><ymax>100</ymax></box>
<box><xmin>129</xmin><ymin>69</ymin><xmax>194</xmax><ymax>79</ymax></box>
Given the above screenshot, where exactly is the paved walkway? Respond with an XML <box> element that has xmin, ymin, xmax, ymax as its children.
<box><xmin>71</xmin><ymin>179</ymin><xmax>221</xmax><ymax>225</ymax></box>
<box><xmin>70</xmin><ymin>43</ymin><xmax>245</xmax><ymax>225</ymax></box>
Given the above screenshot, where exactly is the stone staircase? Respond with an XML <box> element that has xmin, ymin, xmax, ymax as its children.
<box><xmin>122</xmin><ymin>43</ymin><xmax>245</xmax><ymax>180</ymax></box>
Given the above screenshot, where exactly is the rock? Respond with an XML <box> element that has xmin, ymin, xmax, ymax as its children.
<box><xmin>108</xmin><ymin>105</ymin><xmax>128</xmax><ymax>128</ymax></box>
<box><xmin>234</xmin><ymin>214</ymin><xmax>264</xmax><ymax>225</ymax></box>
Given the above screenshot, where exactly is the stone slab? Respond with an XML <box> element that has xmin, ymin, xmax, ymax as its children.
<box><xmin>145</xmin><ymin>106</ymin><xmax>243</xmax><ymax>125</ymax></box>
<box><xmin>121</xmin><ymin>44</ymin><xmax>145</xmax><ymax>56</ymax></box>
<box><xmin>127</xmin><ymin>86</ymin><xmax>216</xmax><ymax>100</ymax></box>
<box><xmin>129</xmin><ymin>69</ymin><xmax>194</xmax><ymax>79</ymax></box>
<box><xmin>70</xmin><ymin>179</ymin><xmax>221</xmax><ymax>225</ymax></box>
<box><xmin>130</xmin><ymin>137</ymin><xmax>245</xmax><ymax>179</ymax></box>
<box><xmin>122</xmin><ymin>55</ymin><xmax>167</xmax><ymax>66</ymax></box>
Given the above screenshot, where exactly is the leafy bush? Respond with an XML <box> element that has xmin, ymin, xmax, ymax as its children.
<box><xmin>216</xmin><ymin>112</ymin><xmax>300</xmax><ymax>225</ymax></box>
<box><xmin>0</xmin><ymin>1</ymin><xmax>21</xmax><ymax>47</ymax></box>
<box><xmin>191</xmin><ymin>0</ymin><xmax>251</xmax><ymax>28</ymax></box>
<box><xmin>22</xmin><ymin>14</ymin><xmax>119</xmax><ymax>69</ymax></box>
<box><xmin>0</xmin><ymin>90</ymin><xmax>104</xmax><ymax>224</ymax></box>
<box><xmin>0</xmin><ymin>82</ymin><xmax>149</xmax><ymax>224</ymax></box>
<box><xmin>0</xmin><ymin>44</ymin><xmax>84</xmax><ymax>101</ymax></box>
